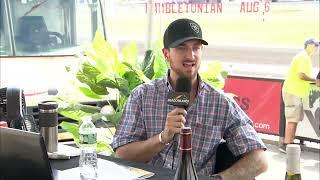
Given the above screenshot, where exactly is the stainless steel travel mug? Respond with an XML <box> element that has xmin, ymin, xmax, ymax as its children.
<box><xmin>38</xmin><ymin>101</ymin><xmax>58</xmax><ymax>152</ymax></box>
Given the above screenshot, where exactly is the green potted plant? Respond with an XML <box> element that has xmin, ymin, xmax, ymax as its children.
<box><xmin>57</xmin><ymin>31</ymin><xmax>167</xmax><ymax>154</ymax></box>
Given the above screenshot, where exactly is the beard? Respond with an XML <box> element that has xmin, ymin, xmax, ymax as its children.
<box><xmin>169</xmin><ymin>62</ymin><xmax>199</xmax><ymax>80</ymax></box>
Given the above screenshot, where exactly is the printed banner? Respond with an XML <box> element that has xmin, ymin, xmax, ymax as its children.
<box><xmin>296</xmin><ymin>84</ymin><xmax>320</xmax><ymax>139</ymax></box>
<box><xmin>224</xmin><ymin>77</ymin><xmax>282</xmax><ymax>134</ymax></box>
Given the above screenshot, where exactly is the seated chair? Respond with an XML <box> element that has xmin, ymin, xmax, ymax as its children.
<box><xmin>214</xmin><ymin>142</ymin><xmax>241</xmax><ymax>174</ymax></box>
<box><xmin>214</xmin><ymin>142</ymin><xmax>256</xmax><ymax>180</ymax></box>
<box><xmin>16</xmin><ymin>16</ymin><xmax>63</xmax><ymax>52</ymax></box>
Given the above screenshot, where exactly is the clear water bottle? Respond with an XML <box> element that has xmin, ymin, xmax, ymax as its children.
<box><xmin>79</xmin><ymin>116</ymin><xmax>98</xmax><ymax>179</ymax></box>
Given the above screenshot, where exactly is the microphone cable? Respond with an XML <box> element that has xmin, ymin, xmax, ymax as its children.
<box><xmin>161</xmin><ymin>140</ymin><xmax>174</xmax><ymax>167</ymax></box>
<box><xmin>160</xmin><ymin>134</ymin><xmax>178</xmax><ymax>170</ymax></box>
<box><xmin>171</xmin><ymin>135</ymin><xmax>178</xmax><ymax>169</ymax></box>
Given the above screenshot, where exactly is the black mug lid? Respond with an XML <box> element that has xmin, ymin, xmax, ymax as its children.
<box><xmin>38</xmin><ymin>101</ymin><xmax>58</xmax><ymax>110</ymax></box>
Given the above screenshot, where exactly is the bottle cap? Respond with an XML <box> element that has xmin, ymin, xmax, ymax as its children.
<box><xmin>38</xmin><ymin>101</ymin><xmax>58</xmax><ymax>113</ymax></box>
<box><xmin>179</xmin><ymin>127</ymin><xmax>192</xmax><ymax>151</ymax></box>
<box><xmin>286</xmin><ymin>144</ymin><xmax>301</xmax><ymax>154</ymax></box>
<box><xmin>81</xmin><ymin>116</ymin><xmax>92</xmax><ymax>122</ymax></box>
<box><xmin>286</xmin><ymin>144</ymin><xmax>301</xmax><ymax>174</ymax></box>
<box><xmin>181</xmin><ymin>127</ymin><xmax>191</xmax><ymax>134</ymax></box>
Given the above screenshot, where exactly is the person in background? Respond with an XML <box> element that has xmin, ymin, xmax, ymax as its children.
<box><xmin>316</xmin><ymin>70</ymin><xmax>320</xmax><ymax>87</ymax></box>
<box><xmin>280</xmin><ymin>37</ymin><xmax>319</xmax><ymax>153</ymax></box>
<box><xmin>112</xmin><ymin>18</ymin><xmax>268</xmax><ymax>179</ymax></box>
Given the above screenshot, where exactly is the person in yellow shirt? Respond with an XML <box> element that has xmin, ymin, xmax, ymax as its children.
<box><xmin>280</xmin><ymin>38</ymin><xmax>319</xmax><ymax>153</ymax></box>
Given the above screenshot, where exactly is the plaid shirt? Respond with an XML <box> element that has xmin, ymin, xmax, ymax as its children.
<box><xmin>112</xmin><ymin>73</ymin><xmax>266</xmax><ymax>176</ymax></box>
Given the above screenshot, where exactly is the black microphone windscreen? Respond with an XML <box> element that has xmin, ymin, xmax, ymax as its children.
<box><xmin>167</xmin><ymin>77</ymin><xmax>191</xmax><ymax>107</ymax></box>
<box><xmin>175</xmin><ymin>77</ymin><xmax>191</xmax><ymax>93</ymax></box>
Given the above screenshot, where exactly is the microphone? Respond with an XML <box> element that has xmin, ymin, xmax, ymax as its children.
<box><xmin>167</xmin><ymin>77</ymin><xmax>191</xmax><ymax>109</ymax></box>
<box><xmin>167</xmin><ymin>77</ymin><xmax>191</xmax><ymax>169</ymax></box>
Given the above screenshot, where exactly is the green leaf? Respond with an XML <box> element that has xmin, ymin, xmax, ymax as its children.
<box><xmin>114</xmin><ymin>62</ymin><xmax>129</xmax><ymax>77</ymax></box>
<box><xmin>200</xmin><ymin>60</ymin><xmax>226</xmax><ymax>89</ymax></box>
<box><xmin>205</xmin><ymin>78</ymin><xmax>225</xmax><ymax>89</ymax></box>
<box><xmin>65</xmin><ymin>66</ymin><xmax>71</xmax><ymax>72</ymax></box>
<box><xmin>122</xmin><ymin>42</ymin><xmax>138</xmax><ymax>67</ymax></box>
<box><xmin>58</xmin><ymin>110</ymin><xmax>87</xmax><ymax>122</ymax></box>
<box><xmin>96</xmin><ymin>141</ymin><xmax>113</xmax><ymax>154</ymax></box>
<box><xmin>78</xmin><ymin>104</ymin><xmax>101</xmax><ymax>113</ymax></box>
<box><xmin>58</xmin><ymin>102</ymin><xmax>101</xmax><ymax>113</ymax></box>
<box><xmin>60</xmin><ymin>122</ymin><xmax>79</xmax><ymax>142</ymax></box>
<box><xmin>136</xmin><ymin>69</ymin><xmax>151</xmax><ymax>83</ymax></box>
<box><xmin>123</xmin><ymin>71</ymin><xmax>143</xmax><ymax>91</ymax></box>
<box><xmin>76</xmin><ymin>69</ymin><xmax>109</xmax><ymax>95</ymax></box>
<box><xmin>79</xmin><ymin>87</ymin><xmax>102</xmax><ymax>99</ymax></box>
<box><xmin>91</xmin><ymin>113</ymin><xmax>107</xmax><ymax>123</ymax></box>
<box><xmin>221</xmin><ymin>70</ymin><xmax>228</xmax><ymax>79</ymax></box>
<box><xmin>153</xmin><ymin>56</ymin><xmax>167</xmax><ymax>79</ymax></box>
<box><xmin>97</xmin><ymin>78</ymin><xmax>118</xmax><ymax>89</ymax></box>
<box><xmin>114</xmin><ymin>76</ymin><xmax>130</xmax><ymax>96</ymax></box>
<box><xmin>153</xmin><ymin>41</ymin><xmax>168</xmax><ymax>79</ymax></box>
<box><xmin>59</xmin><ymin>111</ymin><xmax>87</xmax><ymax>122</ymax></box>
<box><xmin>58</xmin><ymin>103</ymin><xmax>100</xmax><ymax>121</ymax></box>
<box><xmin>92</xmin><ymin>31</ymin><xmax>117</xmax><ymax>74</ymax></box>
<box><xmin>122</xmin><ymin>62</ymin><xmax>133</xmax><ymax>69</ymax></box>
<box><xmin>201</xmin><ymin>60</ymin><xmax>223</xmax><ymax>78</ymax></box>
<box><xmin>106</xmin><ymin>111</ymin><xmax>123</xmax><ymax>128</ymax></box>
<box><xmin>123</xmin><ymin>62</ymin><xmax>150</xmax><ymax>84</ymax></box>
<box><xmin>82</xmin><ymin>62</ymin><xmax>101</xmax><ymax>81</ymax></box>
<box><xmin>76</xmin><ymin>70</ymin><xmax>93</xmax><ymax>85</ymax></box>
<box><xmin>113</xmin><ymin>95</ymin><xmax>128</xmax><ymax>117</ymax></box>
<box><xmin>88</xmin><ymin>83</ymin><xmax>109</xmax><ymax>95</ymax></box>
<box><xmin>142</xmin><ymin>50</ymin><xmax>155</xmax><ymax>79</ymax></box>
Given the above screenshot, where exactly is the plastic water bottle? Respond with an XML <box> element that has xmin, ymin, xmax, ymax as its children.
<box><xmin>79</xmin><ymin>116</ymin><xmax>98</xmax><ymax>179</ymax></box>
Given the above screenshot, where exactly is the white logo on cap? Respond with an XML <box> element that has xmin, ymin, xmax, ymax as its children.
<box><xmin>189</xmin><ymin>22</ymin><xmax>200</xmax><ymax>34</ymax></box>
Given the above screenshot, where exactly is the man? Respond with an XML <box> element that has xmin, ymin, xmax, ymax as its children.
<box><xmin>280</xmin><ymin>37</ymin><xmax>319</xmax><ymax>153</ymax></box>
<box><xmin>112</xmin><ymin>18</ymin><xmax>268</xmax><ymax>180</ymax></box>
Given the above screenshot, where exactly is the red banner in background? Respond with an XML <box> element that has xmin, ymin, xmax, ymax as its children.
<box><xmin>224</xmin><ymin>77</ymin><xmax>282</xmax><ymax>134</ymax></box>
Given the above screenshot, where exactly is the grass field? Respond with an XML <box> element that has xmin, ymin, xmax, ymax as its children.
<box><xmin>104</xmin><ymin>1</ymin><xmax>319</xmax><ymax>47</ymax></box>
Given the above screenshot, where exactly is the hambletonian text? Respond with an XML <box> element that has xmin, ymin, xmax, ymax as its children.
<box><xmin>145</xmin><ymin>1</ymin><xmax>271</xmax><ymax>14</ymax></box>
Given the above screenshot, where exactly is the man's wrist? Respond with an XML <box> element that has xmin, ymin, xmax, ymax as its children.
<box><xmin>159</xmin><ymin>131</ymin><xmax>170</xmax><ymax>145</ymax></box>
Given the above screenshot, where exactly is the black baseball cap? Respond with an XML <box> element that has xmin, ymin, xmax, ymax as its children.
<box><xmin>163</xmin><ymin>18</ymin><xmax>208</xmax><ymax>49</ymax></box>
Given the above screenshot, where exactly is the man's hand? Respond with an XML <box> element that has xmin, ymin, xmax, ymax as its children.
<box><xmin>161</xmin><ymin>108</ymin><xmax>187</xmax><ymax>144</ymax></box>
<box><xmin>115</xmin><ymin>107</ymin><xmax>187</xmax><ymax>162</ymax></box>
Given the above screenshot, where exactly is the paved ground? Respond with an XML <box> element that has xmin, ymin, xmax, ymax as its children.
<box><xmin>202</xmin><ymin>43</ymin><xmax>319</xmax><ymax>67</ymax></box>
<box><xmin>119</xmin><ymin>39</ymin><xmax>320</xmax><ymax>68</ymax></box>
<box><xmin>118</xmin><ymin>41</ymin><xmax>320</xmax><ymax>79</ymax></box>
<box><xmin>257</xmin><ymin>134</ymin><xmax>320</xmax><ymax>180</ymax></box>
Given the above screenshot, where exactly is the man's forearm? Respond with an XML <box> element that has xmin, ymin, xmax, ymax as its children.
<box><xmin>299</xmin><ymin>73</ymin><xmax>316</xmax><ymax>82</ymax></box>
<box><xmin>220</xmin><ymin>150</ymin><xmax>268</xmax><ymax>180</ymax></box>
<box><xmin>115</xmin><ymin>133</ymin><xmax>166</xmax><ymax>162</ymax></box>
